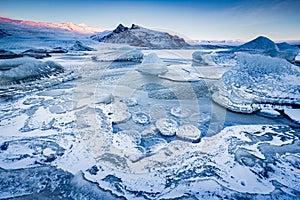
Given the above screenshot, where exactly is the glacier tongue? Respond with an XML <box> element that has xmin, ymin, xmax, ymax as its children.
<box><xmin>211</xmin><ymin>53</ymin><xmax>300</xmax><ymax>113</ymax></box>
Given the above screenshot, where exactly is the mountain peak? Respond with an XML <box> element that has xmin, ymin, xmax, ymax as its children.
<box><xmin>91</xmin><ymin>23</ymin><xmax>190</xmax><ymax>49</ymax></box>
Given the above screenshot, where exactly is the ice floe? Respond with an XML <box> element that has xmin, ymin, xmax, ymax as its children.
<box><xmin>211</xmin><ymin>53</ymin><xmax>300</xmax><ymax>113</ymax></box>
<box><xmin>155</xmin><ymin>118</ymin><xmax>179</xmax><ymax>136</ymax></box>
<box><xmin>136</xmin><ymin>53</ymin><xmax>168</xmax><ymax>75</ymax></box>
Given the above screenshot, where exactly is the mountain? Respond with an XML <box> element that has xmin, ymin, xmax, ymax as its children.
<box><xmin>0</xmin><ymin>16</ymin><xmax>104</xmax><ymax>35</ymax></box>
<box><xmin>91</xmin><ymin>24</ymin><xmax>190</xmax><ymax>49</ymax></box>
<box><xmin>233</xmin><ymin>36</ymin><xmax>299</xmax><ymax>62</ymax></box>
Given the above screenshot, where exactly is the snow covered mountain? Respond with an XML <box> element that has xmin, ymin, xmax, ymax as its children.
<box><xmin>233</xmin><ymin>36</ymin><xmax>299</xmax><ymax>62</ymax></box>
<box><xmin>0</xmin><ymin>16</ymin><xmax>104</xmax><ymax>35</ymax></box>
<box><xmin>91</xmin><ymin>24</ymin><xmax>190</xmax><ymax>49</ymax></box>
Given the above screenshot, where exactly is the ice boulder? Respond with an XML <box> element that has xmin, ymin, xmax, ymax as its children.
<box><xmin>136</xmin><ymin>53</ymin><xmax>168</xmax><ymax>75</ymax></box>
<box><xmin>69</xmin><ymin>41</ymin><xmax>95</xmax><ymax>51</ymax></box>
<box><xmin>211</xmin><ymin>53</ymin><xmax>300</xmax><ymax>113</ymax></box>
<box><xmin>176</xmin><ymin>124</ymin><xmax>202</xmax><ymax>142</ymax></box>
<box><xmin>277</xmin><ymin>42</ymin><xmax>299</xmax><ymax>62</ymax></box>
<box><xmin>155</xmin><ymin>118</ymin><xmax>178</xmax><ymax>136</ymax></box>
<box><xmin>192</xmin><ymin>51</ymin><xmax>215</xmax><ymax>66</ymax></box>
<box><xmin>0</xmin><ymin>57</ymin><xmax>63</xmax><ymax>85</ymax></box>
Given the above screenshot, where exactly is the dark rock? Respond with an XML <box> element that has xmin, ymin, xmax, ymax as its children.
<box><xmin>86</xmin><ymin>165</ymin><xmax>99</xmax><ymax>175</ymax></box>
<box><xmin>0</xmin><ymin>49</ymin><xmax>22</xmax><ymax>59</ymax></box>
<box><xmin>113</xmin><ymin>24</ymin><xmax>129</xmax><ymax>34</ymax></box>
<box><xmin>0</xmin><ymin>141</ymin><xmax>9</xmax><ymax>151</ymax></box>
<box><xmin>22</xmin><ymin>48</ymin><xmax>51</xmax><ymax>59</ymax></box>
<box><xmin>91</xmin><ymin>24</ymin><xmax>190</xmax><ymax>49</ymax></box>
<box><xmin>0</xmin><ymin>29</ymin><xmax>11</xmax><ymax>37</ymax></box>
<box><xmin>49</xmin><ymin>47</ymin><xmax>68</xmax><ymax>53</ymax></box>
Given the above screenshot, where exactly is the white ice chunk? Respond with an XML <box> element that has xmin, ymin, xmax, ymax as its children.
<box><xmin>155</xmin><ymin>118</ymin><xmax>178</xmax><ymax>136</ymax></box>
<box><xmin>192</xmin><ymin>51</ymin><xmax>215</xmax><ymax>66</ymax></box>
<box><xmin>176</xmin><ymin>124</ymin><xmax>202</xmax><ymax>142</ymax></box>
<box><xmin>136</xmin><ymin>53</ymin><xmax>168</xmax><ymax>75</ymax></box>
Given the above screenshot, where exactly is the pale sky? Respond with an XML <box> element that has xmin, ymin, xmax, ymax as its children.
<box><xmin>0</xmin><ymin>0</ymin><xmax>299</xmax><ymax>41</ymax></box>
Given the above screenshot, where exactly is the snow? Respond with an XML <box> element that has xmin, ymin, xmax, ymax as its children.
<box><xmin>0</xmin><ymin>16</ymin><xmax>104</xmax><ymax>34</ymax></box>
<box><xmin>211</xmin><ymin>53</ymin><xmax>300</xmax><ymax>113</ymax></box>
<box><xmin>136</xmin><ymin>53</ymin><xmax>168</xmax><ymax>75</ymax></box>
<box><xmin>91</xmin><ymin>24</ymin><xmax>190</xmax><ymax>49</ymax></box>
<box><xmin>234</xmin><ymin>36</ymin><xmax>299</xmax><ymax>62</ymax></box>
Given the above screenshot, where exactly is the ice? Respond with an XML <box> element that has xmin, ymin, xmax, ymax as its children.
<box><xmin>69</xmin><ymin>41</ymin><xmax>95</xmax><ymax>51</ymax></box>
<box><xmin>112</xmin><ymin>130</ymin><xmax>145</xmax><ymax>162</ymax></box>
<box><xmin>284</xmin><ymin>109</ymin><xmax>300</xmax><ymax>123</ymax></box>
<box><xmin>170</xmin><ymin>106</ymin><xmax>191</xmax><ymax>118</ymax></box>
<box><xmin>192</xmin><ymin>51</ymin><xmax>215</xmax><ymax>66</ymax></box>
<box><xmin>132</xmin><ymin>112</ymin><xmax>151</xmax><ymax>125</ymax></box>
<box><xmin>211</xmin><ymin>53</ymin><xmax>300</xmax><ymax>113</ymax></box>
<box><xmin>277</xmin><ymin>42</ymin><xmax>300</xmax><ymax>62</ymax></box>
<box><xmin>0</xmin><ymin>58</ymin><xmax>63</xmax><ymax>85</ymax></box>
<box><xmin>95</xmin><ymin>46</ymin><xmax>143</xmax><ymax>62</ymax></box>
<box><xmin>136</xmin><ymin>53</ymin><xmax>168</xmax><ymax>75</ymax></box>
<box><xmin>155</xmin><ymin>118</ymin><xmax>179</xmax><ymax>136</ymax></box>
<box><xmin>158</xmin><ymin>65</ymin><xmax>202</xmax><ymax>82</ymax></box>
<box><xmin>176</xmin><ymin>124</ymin><xmax>202</xmax><ymax>142</ymax></box>
<box><xmin>105</xmin><ymin>101</ymin><xmax>131</xmax><ymax>124</ymax></box>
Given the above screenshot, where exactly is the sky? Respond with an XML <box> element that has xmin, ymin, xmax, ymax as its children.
<box><xmin>0</xmin><ymin>0</ymin><xmax>299</xmax><ymax>41</ymax></box>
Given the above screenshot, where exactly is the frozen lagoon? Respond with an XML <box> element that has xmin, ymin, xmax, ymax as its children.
<box><xmin>0</xmin><ymin>45</ymin><xmax>300</xmax><ymax>199</ymax></box>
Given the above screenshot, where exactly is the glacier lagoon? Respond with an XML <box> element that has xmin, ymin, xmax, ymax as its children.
<box><xmin>0</xmin><ymin>43</ymin><xmax>300</xmax><ymax>200</ymax></box>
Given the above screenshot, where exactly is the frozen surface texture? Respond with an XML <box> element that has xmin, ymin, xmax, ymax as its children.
<box><xmin>212</xmin><ymin>53</ymin><xmax>300</xmax><ymax>113</ymax></box>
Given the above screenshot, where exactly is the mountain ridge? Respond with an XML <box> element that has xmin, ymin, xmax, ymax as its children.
<box><xmin>91</xmin><ymin>23</ymin><xmax>190</xmax><ymax>49</ymax></box>
<box><xmin>0</xmin><ymin>16</ymin><xmax>104</xmax><ymax>34</ymax></box>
